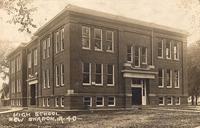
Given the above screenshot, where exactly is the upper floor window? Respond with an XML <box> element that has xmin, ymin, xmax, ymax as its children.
<box><xmin>43</xmin><ymin>40</ymin><xmax>46</xmax><ymax>59</ymax></box>
<box><xmin>158</xmin><ymin>97</ymin><xmax>164</xmax><ymax>105</ymax></box>
<box><xmin>82</xmin><ymin>26</ymin><xmax>90</xmax><ymax>49</ymax></box>
<box><xmin>107</xmin><ymin>64</ymin><xmax>114</xmax><ymax>86</ymax></box>
<box><xmin>33</xmin><ymin>49</ymin><xmax>37</xmax><ymax>66</ymax></box>
<box><xmin>174</xmin><ymin>70</ymin><xmax>179</xmax><ymax>88</ymax></box>
<box><xmin>47</xmin><ymin>98</ymin><xmax>50</xmax><ymax>107</ymax></box>
<box><xmin>94</xmin><ymin>28</ymin><xmax>102</xmax><ymax>51</ymax></box>
<box><xmin>158</xmin><ymin>40</ymin><xmax>164</xmax><ymax>58</ymax></box>
<box><xmin>11</xmin><ymin>60</ymin><xmax>15</xmax><ymax>74</ymax></box>
<box><xmin>43</xmin><ymin>70</ymin><xmax>46</xmax><ymax>88</ymax></box>
<box><xmin>135</xmin><ymin>46</ymin><xmax>140</xmax><ymax>67</ymax></box>
<box><xmin>166</xmin><ymin>97</ymin><xmax>173</xmax><ymax>105</ymax></box>
<box><xmin>127</xmin><ymin>45</ymin><xmax>133</xmax><ymax>62</ymax></box>
<box><xmin>47</xmin><ymin>69</ymin><xmax>50</xmax><ymax>88</ymax></box>
<box><xmin>96</xmin><ymin>96</ymin><xmax>104</xmax><ymax>107</ymax></box>
<box><xmin>174</xmin><ymin>42</ymin><xmax>179</xmax><ymax>60</ymax></box>
<box><xmin>55</xmin><ymin>97</ymin><xmax>59</xmax><ymax>107</ymax></box>
<box><xmin>47</xmin><ymin>37</ymin><xmax>50</xmax><ymax>58</ymax></box>
<box><xmin>61</xmin><ymin>28</ymin><xmax>64</xmax><ymax>51</ymax></box>
<box><xmin>166</xmin><ymin>41</ymin><xmax>171</xmax><ymax>59</ymax></box>
<box><xmin>158</xmin><ymin>69</ymin><xmax>164</xmax><ymax>88</ymax></box>
<box><xmin>27</xmin><ymin>53</ymin><xmax>31</xmax><ymax>68</ymax></box>
<box><xmin>82</xmin><ymin>62</ymin><xmax>91</xmax><ymax>85</ymax></box>
<box><xmin>95</xmin><ymin>64</ymin><xmax>103</xmax><ymax>85</ymax></box>
<box><xmin>55</xmin><ymin>31</ymin><xmax>60</xmax><ymax>53</ymax></box>
<box><xmin>61</xmin><ymin>97</ymin><xmax>64</xmax><ymax>107</ymax></box>
<box><xmin>60</xmin><ymin>64</ymin><xmax>64</xmax><ymax>86</ymax></box>
<box><xmin>108</xmin><ymin>96</ymin><xmax>115</xmax><ymax>106</ymax></box>
<box><xmin>141</xmin><ymin>47</ymin><xmax>147</xmax><ymax>64</ymax></box>
<box><xmin>175</xmin><ymin>97</ymin><xmax>180</xmax><ymax>105</ymax></box>
<box><xmin>106</xmin><ymin>31</ymin><xmax>114</xmax><ymax>52</ymax></box>
<box><xmin>16</xmin><ymin>56</ymin><xmax>21</xmax><ymax>72</ymax></box>
<box><xmin>166</xmin><ymin>69</ymin><xmax>172</xmax><ymax>88</ymax></box>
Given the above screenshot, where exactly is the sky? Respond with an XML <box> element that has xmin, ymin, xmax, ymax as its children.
<box><xmin>0</xmin><ymin>0</ymin><xmax>199</xmax><ymax>45</ymax></box>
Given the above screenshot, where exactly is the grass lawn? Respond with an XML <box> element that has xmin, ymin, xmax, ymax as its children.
<box><xmin>0</xmin><ymin>108</ymin><xmax>200</xmax><ymax>128</ymax></box>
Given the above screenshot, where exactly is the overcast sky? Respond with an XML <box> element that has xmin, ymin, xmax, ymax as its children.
<box><xmin>0</xmin><ymin>0</ymin><xmax>199</xmax><ymax>44</ymax></box>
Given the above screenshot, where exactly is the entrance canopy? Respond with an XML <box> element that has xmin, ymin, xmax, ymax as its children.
<box><xmin>122</xmin><ymin>69</ymin><xmax>157</xmax><ymax>79</ymax></box>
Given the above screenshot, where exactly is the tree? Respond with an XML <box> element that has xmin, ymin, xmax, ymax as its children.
<box><xmin>187</xmin><ymin>42</ymin><xmax>200</xmax><ymax>105</ymax></box>
<box><xmin>0</xmin><ymin>0</ymin><xmax>37</xmax><ymax>33</ymax></box>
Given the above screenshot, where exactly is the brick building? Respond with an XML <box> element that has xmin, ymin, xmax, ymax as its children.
<box><xmin>8</xmin><ymin>5</ymin><xmax>188</xmax><ymax>109</ymax></box>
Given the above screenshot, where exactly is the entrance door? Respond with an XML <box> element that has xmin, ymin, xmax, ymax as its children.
<box><xmin>30</xmin><ymin>84</ymin><xmax>36</xmax><ymax>105</ymax></box>
<box><xmin>132</xmin><ymin>87</ymin><xmax>142</xmax><ymax>105</ymax></box>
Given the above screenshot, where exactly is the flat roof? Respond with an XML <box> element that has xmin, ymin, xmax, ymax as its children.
<box><xmin>34</xmin><ymin>4</ymin><xmax>188</xmax><ymax>36</ymax></box>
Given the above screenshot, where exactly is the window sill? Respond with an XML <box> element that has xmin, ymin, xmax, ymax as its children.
<box><xmin>83</xmin><ymin>83</ymin><xmax>91</xmax><ymax>86</ymax></box>
<box><xmin>158</xmin><ymin>86</ymin><xmax>164</xmax><ymax>88</ymax></box>
<box><xmin>82</xmin><ymin>47</ymin><xmax>91</xmax><ymax>50</ymax></box>
<box><xmin>108</xmin><ymin>105</ymin><xmax>115</xmax><ymax>107</ymax></box>
<box><xmin>167</xmin><ymin>104</ymin><xmax>173</xmax><ymax>106</ymax></box>
<box><xmin>175</xmin><ymin>103</ymin><xmax>180</xmax><ymax>105</ymax></box>
<box><xmin>107</xmin><ymin>84</ymin><xmax>115</xmax><ymax>86</ymax></box>
<box><xmin>174</xmin><ymin>87</ymin><xmax>180</xmax><ymax>89</ymax></box>
<box><xmin>166</xmin><ymin>86</ymin><xmax>172</xmax><ymax>88</ymax></box>
<box><xmin>166</xmin><ymin>57</ymin><xmax>172</xmax><ymax>60</ymax></box>
<box><xmin>94</xmin><ymin>48</ymin><xmax>103</xmax><ymax>51</ymax></box>
<box><xmin>158</xmin><ymin>104</ymin><xmax>164</xmax><ymax>106</ymax></box>
<box><xmin>157</xmin><ymin>56</ymin><xmax>164</xmax><ymax>59</ymax></box>
<box><xmin>60</xmin><ymin>84</ymin><xmax>64</xmax><ymax>87</ymax></box>
<box><xmin>106</xmin><ymin>50</ymin><xmax>114</xmax><ymax>53</ymax></box>
<box><xmin>95</xmin><ymin>84</ymin><xmax>103</xmax><ymax>86</ymax></box>
<box><xmin>96</xmin><ymin>105</ymin><xmax>104</xmax><ymax>107</ymax></box>
<box><xmin>61</xmin><ymin>105</ymin><xmax>64</xmax><ymax>108</ymax></box>
<box><xmin>174</xmin><ymin>59</ymin><xmax>180</xmax><ymax>61</ymax></box>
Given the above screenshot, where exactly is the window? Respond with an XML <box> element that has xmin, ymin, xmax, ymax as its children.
<box><xmin>141</xmin><ymin>47</ymin><xmax>147</xmax><ymax>64</ymax></box>
<box><xmin>107</xmin><ymin>64</ymin><xmax>114</xmax><ymax>86</ymax></box>
<box><xmin>43</xmin><ymin>40</ymin><xmax>46</xmax><ymax>59</ymax></box>
<box><xmin>33</xmin><ymin>49</ymin><xmax>37</xmax><ymax>66</ymax></box>
<box><xmin>174</xmin><ymin>70</ymin><xmax>179</xmax><ymax>88</ymax></box>
<box><xmin>47</xmin><ymin>98</ymin><xmax>50</xmax><ymax>107</ymax></box>
<box><xmin>27</xmin><ymin>53</ymin><xmax>31</xmax><ymax>68</ymax></box>
<box><xmin>47</xmin><ymin>69</ymin><xmax>50</xmax><ymax>88</ymax></box>
<box><xmin>96</xmin><ymin>97</ymin><xmax>104</xmax><ymax>107</ymax></box>
<box><xmin>47</xmin><ymin>37</ymin><xmax>50</xmax><ymax>57</ymax></box>
<box><xmin>158</xmin><ymin>40</ymin><xmax>164</xmax><ymax>58</ymax></box>
<box><xmin>18</xmin><ymin>79</ymin><xmax>21</xmax><ymax>92</ymax></box>
<box><xmin>175</xmin><ymin>97</ymin><xmax>180</xmax><ymax>105</ymax></box>
<box><xmin>11</xmin><ymin>81</ymin><xmax>15</xmax><ymax>93</ymax></box>
<box><xmin>43</xmin><ymin>70</ymin><xmax>46</xmax><ymax>88</ymax></box>
<box><xmin>82</xmin><ymin>26</ymin><xmax>90</xmax><ymax>49</ymax></box>
<box><xmin>158</xmin><ymin>69</ymin><xmax>164</xmax><ymax>88</ymax></box>
<box><xmin>11</xmin><ymin>60</ymin><xmax>15</xmax><ymax>73</ymax></box>
<box><xmin>166</xmin><ymin>97</ymin><xmax>173</xmax><ymax>105</ymax></box>
<box><xmin>95</xmin><ymin>64</ymin><xmax>103</xmax><ymax>85</ymax></box>
<box><xmin>55</xmin><ymin>31</ymin><xmax>60</xmax><ymax>53</ymax></box>
<box><xmin>108</xmin><ymin>97</ymin><xmax>115</xmax><ymax>106</ymax></box>
<box><xmin>94</xmin><ymin>28</ymin><xmax>102</xmax><ymax>51</ymax></box>
<box><xmin>61</xmin><ymin>28</ymin><xmax>64</xmax><ymax>51</ymax></box>
<box><xmin>135</xmin><ymin>46</ymin><xmax>140</xmax><ymax>67</ymax></box>
<box><xmin>127</xmin><ymin>45</ymin><xmax>133</xmax><ymax>62</ymax></box>
<box><xmin>166</xmin><ymin>69</ymin><xmax>172</xmax><ymax>88</ymax></box>
<box><xmin>166</xmin><ymin>41</ymin><xmax>171</xmax><ymax>59</ymax></box>
<box><xmin>158</xmin><ymin>97</ymin><xmax>164</xmax><ymax>105</ymax></box>
<box><xmin>174</xmin><ymin>42</ymin><xmax>179</xmax><ymax>60</ymax></box>
<box><xmin>43</xmin><ymin>98</ymin><xmax>45</xmax><ymax>107</ymax></box>
<box><xmin>82</xmin><ymin>63</ymin><xmax>91</xmax><ymax>85</ymax></box>
<box><xmin>18</xmin><ymin>56</ymin><xmax>21</xmax><ymax>71</ymax></box>
<box><xmin>55</xmin><ymin>97</ymin><xmax>59</xmax><ymax>107</ymax></box>
<box><xmin>60</xmin><ymin>64</ymin><xmax>64</xmax><ymax>86</ymax></box>
<box><xmin>83</xmin><ymin>97</ymin><xmax>92</xmax><ymax>107</ymax></box>
<box><xmin>16</xmin><ymin>56</ymin><xmax>21</xmax><ymax>71</ymax></box>
<box><xmin>55</xmin><ymin>65</ymin><xmax>60</xmax><ymax>86</ymax></box>
<box><xmin>106</xmin><ymin>31</ymin><xmax>114</xmax><ymax>52</ymax></box>
<box><xmin>61</xmin><ymin>97</ymin><xmax>64</xmax><ymax>107</ymax></box>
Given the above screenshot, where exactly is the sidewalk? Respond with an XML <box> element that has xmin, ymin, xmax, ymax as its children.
<box><xmin>0</xmin><ymin>107</ymin><xmax>23</xmax><ymax>114</ymax></box>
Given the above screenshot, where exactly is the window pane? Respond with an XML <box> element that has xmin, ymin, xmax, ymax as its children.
<box><xmin>127</xmin><ymin>46</ymin><xmax>132</xmax><ymax>62</ymax></box>
<box><xmin>96</xmin><ymin>97</ymin><xmax>103</xmax><ymax>106</ymax></box>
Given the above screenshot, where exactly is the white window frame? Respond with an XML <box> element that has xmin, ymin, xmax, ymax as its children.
<box><xmin>158</xmin><ymin>69</ymin><xmax>164</xmax><ymax>88</ymax></box>
<box><xmin>158</xmin><ymin>97</ymin><xmax>165</xmax><ymax>105</ymax></box>
<box><xmin>43</xmin><ymin>70</ymin><xmax>46</xmax><ymax>88</ymax></box>
<box><xmin>106</xmin><ymin>31</ymin><xmax>114</xmax><ymax>52</ymax></box>
<box><xmin>158</xmin><ymin>39</ymin><xmax>164</xmax><ymax>58</ymax></box>
<box><xmin>174</xmin><ymin>70</ymin><xmax>180</xmax><ymax>88</ymax></box>
<box><xmin>174</xmin><ymin>42</ymin><xmax>179</xmax><ymax>60</ymax></box>
<box><xmin>33</xmin><ymin>49</ymin><xmax>37</xmax><ymax>66</ymax></box>
<box><xmin>42</xmin><ymin>98</ymin><xmax>45</xmax><ymax>107</ymax></box>
<box><xmin>175</xmin><ymin>97</ymin><xmax>181</xmax><ymax>105</ymax></box>
<box><xmin>141</xmin><ymin>47</ymin><xmax>147</xmax><ymax>64</ymax></box>
<box><xmin>135</xmin><ymin>47</ymin><xmax>140</xmax><ymax>67</ymax></box>
<box><xmin>96</xmin><ymin>96</ymin><xmax>104</xmax><ymax>107</ymax></box>
<box><xmin>60</xmin><ymin>64</ymin><xmax>64</xmax><ymax>86</ymax></box>
<box><xmin>107</xmin><ymin>65</ymin><xmax>115</xmax><ymax>86</ymax></box>
<box><xmin>55</xmin><ymin>97</ymin><xmax>59</xmax><ymax>107</ymax></box>
<box><xmin>43</xmin><ymin>40</ymin><xmax>46</xmax><ymax>59</ymax></box>
<box><xmin>167</xmin><ymin>97</ymin><xmax>173</xmax><ymax>105</ymax></box>
<box><xmin>47</xmin><ymin>37</ymin><xmax>50</xmax><ymax>58</ymax></box>
<box><xmin>55</xmin><ymin>31</ymin><xmax>59</xmax><ymax>53</ymax></box>
<box><xmin>27</xmin><ymin>53</ymin><xmax>31</xmax><ymax>68</ymax></box>
<box><xmin>82</xmin><ymin>26</ymin><xmax>91</xmax><ymax>50</ymax></box>
<box><xmin>94</xmin><ymin>28</ymin><xmax>102</xmax><ymax>51</ymax></box>
<box><xmin>82</xmin><ymin>63</ymin><xmax>91</xmax><ymax>86</ymax></box>
<box><xmin>47</xmin><ymin>98</ymin><xmax>50</xmax><ymax>107</ymax></box>
<box><xmin>83</xmin><ymin>97</ymin><xmax>92</xmax><ymax>107</ymax></box>
<box><xmin>61</xmin><ymin>97</ymin><xmax>64</xmax><ymax>107</ymax></box>
<box><xmin>166</xmin><ymin>41</ymin><xmax>172</xmax><ymax>59</ymax></box>
<box><xmin>108</xmin><ymin>96</ymin><xmax>115</xmax><ymax>106</ymax></box>
<box><xmin>61</xmin><ymin>28</ymin><xmax>64</xmax><ymax>51</ymax></box>
<box><xmin>95</xmin><ymin>64</ymin><xmax>103</xmax><ymax>86</ymax></box>
<box><xmin>166</xmin><ymin>69</ymin><xmax>172</xmax><ymax>88</ymax></box>
<box><xmin>55</xmin><ymin>65</ymin><xmax>59</xmax><ymax>87</ymax></box>
<box><xmin>127</xmin><ymin>45</ymin><xmax>133</xmax><ymax>63</ymax></box>
<box><xmin>47</xmin><ymin>69</ymin><xmax>50</xmax><ymax>88</ymax></box>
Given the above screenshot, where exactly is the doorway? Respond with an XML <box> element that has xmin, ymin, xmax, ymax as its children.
<box><xmin>132</xmin><ymin>87</ymin><xmax>142</xmax><ymax>105</ymax></box>
<box><xmin>30</xmin><ymin>84</ymin><xmax>36</xmax><ymax>105</ymax></box>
